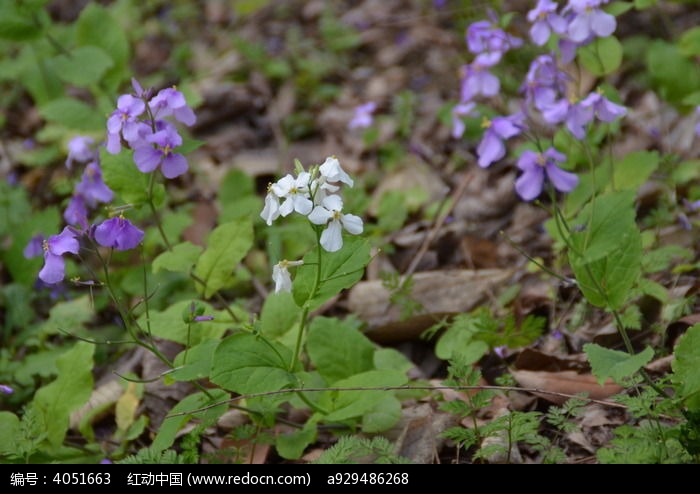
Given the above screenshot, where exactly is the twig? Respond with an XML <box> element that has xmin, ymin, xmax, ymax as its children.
<box><xmin>404</xmin><ymin>172</ymin><xmax>474</xmax><ymax>277</ymax></box>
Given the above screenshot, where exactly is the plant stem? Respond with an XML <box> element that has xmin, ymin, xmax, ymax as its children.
<box><xmin>147</xmin><ymin>172</ymin><xmax>172</xmax><ymax>250</ymax></box>
<box><xmin>288</xmin><ymin>228</ymin><xmax>323</xmax><ymax>372</ymax></box>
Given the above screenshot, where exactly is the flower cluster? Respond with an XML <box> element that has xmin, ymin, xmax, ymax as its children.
<box><xmin>29</xmin><ymin>79</ymin><xmax>196</xmax><ymax>285</ymax></box>
<box><xmin>106</xmin><ymin>79</ymin><xmax>195</xmax><ymax>179</ymax></box>
<box><xmin>261</xmin><ymin>156</ymin><xmax>363</xmax><ymax>293</ymax></box>
<box><xmin>452</xmin><ymin>2</ymin><xmax>628</xmax><ymax>202</ymax></box>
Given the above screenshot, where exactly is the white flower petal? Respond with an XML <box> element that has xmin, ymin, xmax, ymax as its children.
<box><xmin>320</xmin><ymin>220</ymin><xmax>343</xmax><ymax>252</ymax></box>
<box><xmin>272</xmin><ymin>264</ymin><xmax>292</xmax><ymax>293</ymax></box>
<box><xmin>319</xmin><ymin>156</ymin><xmax>354</xmax><ymax>187</ymax></box>
<box><xmin>272</xmin><ymin>174</ymin><xmax>295</xmax><ymax>196</ymax></box>
<box><xmin>321</xmin><ymin>194</ymin><xmax>343</xmax><ymax>212</ymax></box>
<box><xmin>279</xmin><ymin>197</ymin><xmax>295</xmax><ymax>217</ymax></box>
<box><xmin>293</xmin><ymin>195</ymin><xmax>313</xmax><ymax>215</ymax></box>
<box><xmin>260</xmin><ymin>193</ymin><xmax>280</xmax><ymax>225</ymax></box>
<box><xmin>308</xmin><ymin>205</ymin><xmax>333</xmax><ymax>225</ymax></box>
<box><xmin>341</xmin><ymin>214</ymin><xmax>363</xmax><ymax>235</ymax></box>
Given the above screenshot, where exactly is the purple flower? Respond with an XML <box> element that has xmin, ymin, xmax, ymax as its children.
<box><xmin>149</xmin><ymin>87</ymin><xmax>196</xmax><ymax>126</ymax></box>
<box><xmin>695</xmin><ymin>106</ymin><xmax>700</xmax><ymax>137</ymax></box>
<box><xmin>580</xmin><ymin>91</ymin><xmax>627</xmax><ymax>123</ymax></box>
<box><xmin>76</xmin><ymin>163</ymin><xmax>114</xmax><ymax>207</ymax></box>
<box><xmin>0</xmin><ymin>384</ymin><xmax>13</xmax><ymax>395</ymax></box>
<box><xmin>565</xmin><ymin>0</ymin><xmax>616</xmax><ymax>43</ymax></box>
<box><xmin>348</xmin><ymin>102</ymin><xmax>377</xmax><ymax>130</ymax></box>
<box><xmin>23</xmin><ymin>234</ymin><xmax>45</xmax><ymax>259</ymax></box>
<box><xmin>39</xmin><ymin>227</ymin><xmax>80</xmax><ymax>284</ymax></box>
<box><xmin>99</xmin><ymin>459</ymin><xmax>112</xmax><ymax>465</ymax></box>
<box><xmin>133</xmin><ymin>125</ymin><xmax>188</xmax><ymax>179</ymax></box>
<box><xmin>515</xmin><ymin>148</ymin><xmax>579</xmax><ymax>201</ymax></box>
<box><xmin>476</xmin><ymin>113</ymin><xmax>524</xmax><ymax>168</ymax></box>
<box><xmin>94</xmin><ymin>216</ymin><xmax>144</xmax><ymax>251</ymax></box>
<box><xmin>466</xmin><ymin>20</ymin><xmax>522</xmax><ymax>59</ymax></box>
<box><xmin>459</xmin><ymin>53</ymin><xmax>501</xmax><ymax>101</ymax></box>
<box><xmin>65</xmin><ymin>136</ymin><xmax>97</xmax><ymax>169</ymax></box>
<box><xmin>542</xmin><ymin>97</ymin><xmax>594</xmax><ymax>138</ymax></box>
<box><xmin>106</xmin><ymin>95</ymin><xmax>146</xmax><ymax>154</ymax></box>
<box><xmin>527</xmin><ymin>0</ymin><xmax>567</xmax><ymax>46</ymax></box>
<box><xmin>194</xmin><ymin>315</ymin><xmax>215</xmax><ymax>322</ymax></box>
<box><xmin>451</xmin><ymin>101</ymin><xmax>478</xmax><ymax>138</ymax></box>
<box><xmin>64</xmin><ymin>195</ymin><xmax>89</xmax><ymax>229</ymax></box>
<box><xmin>494</xmin><ymin>345</ymin><xmax>507</xmax><ymax>358</ymax></box>
<box><xmin>522</xmin><ymin>54</ymin><xmax>568</xmax><ymax>111</ymax></box>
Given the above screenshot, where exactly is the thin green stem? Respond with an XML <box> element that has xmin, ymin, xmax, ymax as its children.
<box><xmin>289</xmin><ymin>227</ymin><xmax>323</xmax><ymax>372</ymax></box>
<box><xmin>147</xmin><ymin>172</ymin><xmax>172</xmax><ymax>250</ymax></box>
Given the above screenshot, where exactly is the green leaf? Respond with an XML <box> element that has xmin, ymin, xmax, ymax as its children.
<box><xmin>634</xmin><ymin>0</ymin><xmax>657</xmax><ymax>9</ymax></box>
<box><xmin>0</xmin><ymin>4</ymin><xmax>42</xmax><ymax>41</ymax></box>
<box><xmin>568</xmin><ymin>195</ymin><xmax>642</xmax><ymax>310</ymax></box>
<box><xmin>0</xmin><ymin>412</ymin><xmax>20</xmax><ymax>456</ymax></box>
<box><xmin>679</xmin><ymin>27</ymin><xmax>700</xmax><ymax>57</ymax></box>
<box><xmin>584</xmin><ymin>343</ymin><xmax>654</xmax><ymax>386</ymax></box>
<box><xmin>218</xmin><ymin>169</ymin><xmax>263</xmax><ymax>222</ymax></box>
<box><xmin>307</xmin><ymin>317</ymin><xmax>375</xmax><ymax>383</ymax></box>
<box><xmin>138</xmin><ymin>300</ymin><xmax>229</xmax><ymax>345</ymax></box>
<box><xmin>260</xmin><ymin>292</ymin><xmax>302</xmax><ymax>339</ymax></box>
<box><xmin>100</xmin><ymin>149</ymin><xmax>150</xmax><ymax>204</ymax></box>
<box><xmin>170</xmin><ymin>340</ymin><xmax>219</xmax><ymax>382</ymax></box>
<box><xmin>210</xmin><ymin>333</ymin><xmax>296</xmax><ymax>394</ymax></box>
<box><xmin>570</xmin><ymin>191</ymin><xmax>637</xmax><ymax>263</ymax></box>
<box><xmin>32</xmin><ymin>342</ymin><xmax>94</xmax><ymax>448</ymax></box>
<box><xmin>293</xmin><ymin>236</ymin><xmax>370</xmax><ymax>309</ymax></box>
<box><xmin>321</xmin><ymin>370</ymin><xmax>408</xmax><ymax>422</ymax></box>
<box><xmin>276</xmin><ymin>422</ymin><xmax>317</xmax><ymax>460</ymax></box>
<box><xmin>637</xmin><ymin>278</ymin><xmax>668</xmax><ymax>303</ymax></box>
<box><xmin>570</xmin><ymin>227</ymin><xmax>642</xmax><ymax>309</ymax></box>
<box><xmin>51</xmin><ymin>46</ymin><xmax>114</xmax><ymax>86</ymax></box>
<box><xmin>579</xmin><ymin>36</ymin><xmax>623</xmax><ymax>76</ymax></box>
<box><xmin>152</xmin><ymin>389</ymin><xmax>229</xmax><ymax>452</ymax></box>
<box><xmin>672</xmin><ymin>160</ymin><xmax>700</xmax><ymax>185</ymax></box>
<box><xmin>605</xmin><ymin>1</ymin><xmax>634</xmax><ymax>15</ymax></box>
<box><xmin>152</xmin><ymin>242</ymin><xmax>202</xmax><ymax>274</ymax></box>
<box><xmin>40</xmin><ymin>296</ymin><xmax>94</xmax><ymax>336</ymax></box>
<box><xmin>672</xmin><ymin>324</ymin><xmax>700</xmax><ymax>412</ymax></box>
<box><xmin>646</xmin><ymin>41</ymin><xmax>700</xmax><ymax>104</ymax></box>
<box><xmin>39</xmin><ymin>98</ymin><xmax>103</xmax><ymax>130</ymax></box>
<box><xmin>362</xmin><ymin>395</ymin><xmax>402</xmax><ymax>433</ymax></box>
<box><xmin>373</xmin><ymin>348</ymin><xmax>413</xmax><ymax>374</ymax></box>
<box><xmin>75</xmin><ymin>4</ymin><xmax>129</xmax><ymax>91</ymax></box>
<box><xmin>611</xmin><ymin>151</ymin><xmax>659</xmax><ymax>192</ymax></box>
<box><xmin>193</xmin><ymin>219</ymin><xmax>253</xmax><ymax>298</ymax></box>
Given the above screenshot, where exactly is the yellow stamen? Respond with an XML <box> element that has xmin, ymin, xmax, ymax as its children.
<box><xmin>481</xmin><ymin>117</ymin><xmax>492</xmax><ymax>129</ymax></box>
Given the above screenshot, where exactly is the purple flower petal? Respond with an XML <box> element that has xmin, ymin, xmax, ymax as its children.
<box><xmin>133</xmin><ymin>146</ymin><xmax>162</xmax><ymax>173</ymax></box>
<box><xmin>477</xmin><ymin>130</ymin><xmax>506</xmax><ymax>168</ymax></box>
<box><xmin>161</xmin><ymin>153</ymin><xmax>188</xmax><ymax>179</ymax></box>
<box><xmin>39</xmin><ymin>252</ymin><xmax>67</xmax><ymax>284</ymax></box>
<box><xmin>515</xmin><ymin>167</ymin><xmax>545</xmax><ymax>201</ymax></box>
<box><xmin>24</xmin><ymin>234</ymin><xmax>45</xmax><ymax>259</ymax></box>
<box><xmin>95</xmin><ymin>217</ymin><xmax>144</xmax><ymax>251</ymax></box>
<box><xmin>49</xmin><ymin>227</ymin><xmax>80</xmax><ymax>256</ymax></box>
<box><xmin>546</xmin><ymin>162</ymin><xmax>579</xmax><ymax>192</ymax></box>
<box><xmin>590</xmin><ymin>10</ymin><xmax>616</xmax><ymax>38</ymax></box>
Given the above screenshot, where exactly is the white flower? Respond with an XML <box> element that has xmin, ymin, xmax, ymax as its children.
<box><xmin>272</xmin><ymin>172</ymin><xmax>313</xmax><ymax>217</ymax></box>
<box><xmin>260</xmin><ymin>184</ymin><xmax>281</xmax><ymax>226</ymax></box>
<box><xmin>272</xmin><ymin>259</ymin><xmax>304</xmax><ymax>293</ymax></box>
<box><xmin>319</xmin><ymin>156</ymin><xmax>354</xmax><ymax>187</ymax></box>
<box><xmin>307</xmin><ymin>195</ymin><xmax>363</xmax><ymax>252</ymax></box>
